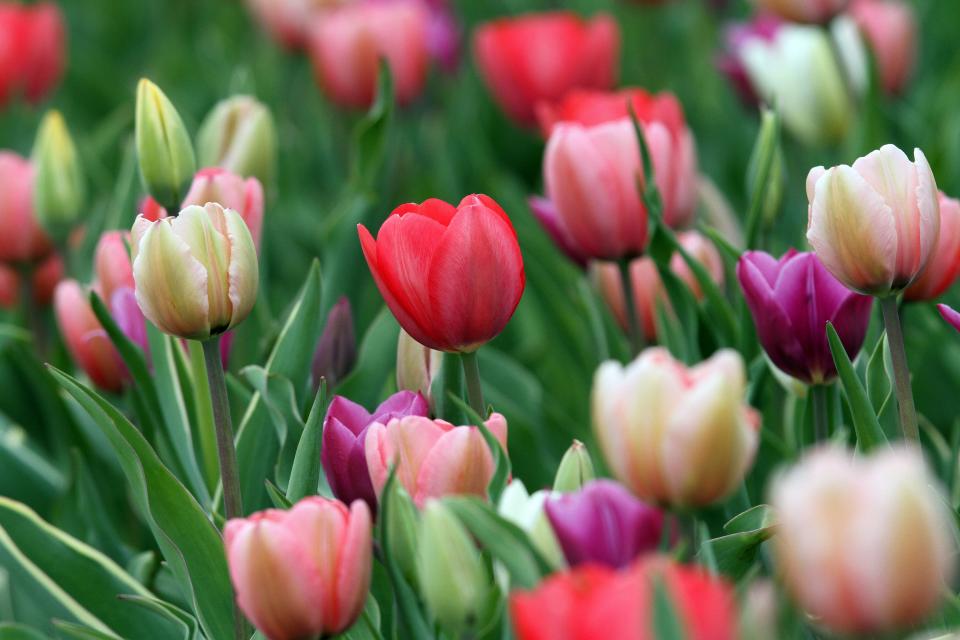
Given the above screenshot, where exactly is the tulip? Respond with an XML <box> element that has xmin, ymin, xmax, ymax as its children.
<box><xmin>737</xmin><ymin>250</ymin><xmax>873</xmax><ymax>384</ymax></box>
<box><xmin>498</xmin><ymin>480</ymin><xmax>565</xmax><ymax>569</ymax></box>
<box><xmin>850</xmin><ymin>0</ymin><xmax>915</xmax><ymax>95</ymax></box>
<box><xmin>181</xmin><ymin>167</ymin><xmax>265</xmax><ymax>251</ymax></box>
<box><xmin>510</xmin><ymin>557</ymin><xmax>737</xmax><ymax>640</ymax></box>
<box><xmin>365</xmin><ymin>413</ymin><xmax>508</xmax><ymax>507</ymax></box>
<box><xmin>938</xmin><ymin>304</ymin><xmax>960</xmax><ymax>334</ymax></box>
<box><xmin>93</xmin><ymin>231</ymin><xmax>149</xmax><ymax>355</ymax></box>
<box><xmin>0</xmin><ymin>151</ymin><xmax>51</xmax><ymax>264</ymax></box>
<box><xmin>135</xmin><ymin>79</ymin><xmax>197</xmax><ymax>210</ymax></box>
<box><xmin>245</xmin><ymin>0</ymin><xmax>345</xmax><ymax>49</ymax></box>
<box><xmin>224</xmin><ymin>496</ymin><xmax>373</xmax><ymax>640</ymax></box>
<box><xmin>754</xmin><ymin>0</ymin><xmax>848</xmax><ymax>23</ymax></box>
<box><xmin>544</xmin><ymin>480</ymin><xmax>663</xmax><ymax>569</ymax></box>
<box><xmin>0</xmin><ymin>2</ymin><xmax>65</xmax><ymax>107</ymax></box>
<box><xmin>552</xmin><ymin>440</ymin><xmax>595</xmax><ymax>493</ymax></box>
<box><xmin>395</xmin><ymin>327</ymin><xmax>442</xmax><ymax>407</ymax></box>
<box><xmin>196</xmin><ymin>95</ymin><xmax>277</xmax><ymax>187</ymax></box>
<box><xmin>807</xmin><ymin>144</ymin><xmax>939</xmax><ymax>295</ymax></box>
<box><xmin>31</xmin><ymin>110</ymin><xmax>84</xmax><ymax>241</ymax></box>
<box><xmin>904</xmin><ymin>192</ymin><xmax>960</xmax><ymax>301</ymax></box>
<box><xmin>312</xmin><ymin>297</ymin><xmax>356</xmax><ymax>389</ymax></box>
<box><xmin>771</xmin><ymin>446</ymin><xmax>956</xmax><ymax>635</ymax></box>
<box><xmin>321</xmin><ymin>391</ymin><xmax>429</xmax><ymax>511</ymax></box>
<box><xmin>0</xmin><ymin>252</ymin><xmax>62</xmax><ymax>308</ymax></box>
<box><xmin>308</xmin><ymin>1</ymin><xmax>430</xmax><ymax>108</ymax></box>
<box><xmin>593</xmin><ymin>348</ymin><xmax>759</xmax><ymax>506</ymax></box>
<box><xmin>716</xmin><ymin>14</ymin><xmax>783</xmax><ymax>107</ymax></box>
<box><xmin>138</xmin><ymin>194</ymin><xmax>168</xmax><ymax>222</ymax></box>
<box><xmin>54</xmin><ymin>280</ymin><xmax>127</xmax><ymax>392</ymax></box>
<box><xmin>527</xmin><ymin>196</ymin><xmax>589</xmax><ymax>268</ymax></box>
<box><xmin>358</xmin><ymin>195</ymin><xmax>525</xmax><ymax>353</ymax></box>
<box><xmin>473</xmin><ymin>12</ymin><xmax>619</xmax><ymax>127</ymax></box>
<box><xmin>130</xmin><ymin>202</ymin><xmax>259</xmax><ymax>340</ymax></box>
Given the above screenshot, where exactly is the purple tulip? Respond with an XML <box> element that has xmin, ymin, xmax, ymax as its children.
<box><xmin>544</xmin><ymin>479</ymin><xmax>664</xmax><ymax>569</ymax></box>
<box><xmin>737</xmin><ymin>250</ymin><xmax>874</xmax><ymax>385</ymax></box>
<box><xmin>938</xmin><ymin>304</ymin><xmax>960</xmax><ymax>333</ymax></box>
<box><xmin>528</xmin><ymin>196</ymin><xmax>589</xmax><ymax>268</ymax></box>
<box><xmin>715</xmin><ymin>14</ymin><xmax>783</xmax><ymax>107</ymax></box>
<box><xmin>313</xmin><ymin>297</ymin><xmax>357</xmax><ymax>390</ymax></box>
<box><xmin>321</xmin><ymin>390</ymin><xmax>429</xmax><ymax>511</ymax></box>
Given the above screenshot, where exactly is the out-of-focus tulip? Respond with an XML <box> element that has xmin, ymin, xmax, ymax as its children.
<box><xmin>395</xmin><ymin>327</ymin><xmax>442</xmax><ymax>407</ymax></box>
<box><xmin>0</xmin><ymin>252</ymin><xmax>63</xmax><ymax>309</ymax></box>
<box><xmin>538</xmin><ymin>89</ymin><xmax>698</xmax><ymax>230</ymax></box>
<box><xmin>498</xmin><ymin>480</ymin><xmax>565</xmax><ymax>569</ymax></box>
<box><xmin>473</xmin><ymin>12</ymin><xmax>619</xmax><ymax>126</ymax></box>
<box><xmin>196</xmin><ymin>95</ymin><xmax>277</xmax><ymax>187</ymax></box>
<box><xmin>321</xmin><ymin>391</ymin><xmax>428</xmax><ymax>510</ymax></box>
<box><xmin>135</xmin><ymin>79</ymin><xmax>197</xmax><ymax>210</ymax></box>
<box><xmin>181</xmin><ymin>167</ymin><xmax>265</xmax><ymax>251</ymax></box>
<box><xmin>510</xmin><ymin>557</ymin><xmax>737</xmax><ymax>640</ymax></box>
<box><xmin>246</xmin><ymin>0</ymin><xmax>345</xmax><ymax>49</ymax></box>
<box><xmin>552</xmin><ymin>440</ymin><xmax>595</xmax><ymax>493</ymax></box>
<box><xmin>32</xmin><ymin>110</ymin><xmax>84</xmax><ymax>241</ymax></box>
<box><xmin>527</xmin><ymin>196</ymin><xmax>589</xmax><ymax>267</ymax></box>
<box><xmin>138</xmin><ymin>195</ymin><xmax>168</xmax><ymax>222</ymax></box>
<box><xmin>544</xmin><ymin>479</ymin><xmax>663</xmax><ymax>569</ymax></box>
<box><xmin>905</xmin><ymin>192</ymin><xmax>960</xmax><ymax>301</ymax></box>
<box><xmin>716</xmin><ymin>14</ymin><xmax>782</xmax><ymax>107</ymax></box>
<box><xmin>93</xmin><ymin>231</ymin><xmax>134</xmax><ymax>305</ymax></box>
<box><xmin>0</xmin><ymin>151</ymin><xmax>51</xmax><ymax>263</ymax></box>
<box><xmin>738</xmin><ymin>250</ymin><xmax>873</xmax><ymax>384</ymax></box>
<box><xmin>54</xmin><ymin>280</ymin><xmax>127</xmax><ymax>392</ymax></box>
<box><xmin>224</xmin><ymin>496</ymin><xmax>373</xmax><ymax>640</ymax></box>
<box><xmin>312</xmin><ymin>297</ymin><xmax>356</xmax><ymax>389</ymax></box>
<box><xmin>0</xmin><ymin>2</ymin><xmax>65</xmax><ymax>107</ymax></box>
<box><xmin>358</xmin><ymin>195</ymin><xmax>525</xmax><ymax>353</ymax></box>
<box><xmin>365</xmin><ymin>413</ymin><xmax>508</xmax><ymax>507</ymax></box>
<box><xmin>754</xmin><ymin>0</ymin><xmax>848</xmax><ymax>23</ymax></box>
<box><xmin>130</xmin><ymin>202</ymin><xmax>259</xmax><ymax>340</ymax></box>
<box><xmin>593</xmin><ymin>348</ymin><xmax>759</xmax><ymax>506</ymax></box>
<box><xmin>771</xmin><ymin>446</ymin><xmax>956</xmax><ymax>635</ymax></box>
<box><xmin>938</xmin><ymin>304</ymin><xmax>960</xmax><ymax>334</ymax></box>
<box><xmin>739</xmin><ymin>581</ymin><xmax>780</xmax><ymax>640</ymax></box>
<box><xmin>850</xmin><ymin>0</ymin><xmax>915</xmax><ymax>95</ymax></box>
<box><xmin>417</xmin><ymin>500</ymin><xmax>495</xmax><ymax>633</ymax></box>
<box><xmin>807</xmin><ymin>144</ymin><xmax>939</xmax><ymax>295</ymax></box>
<box><xmin>308</xmin><ymin>1</ymin><xmax>430</xmax><ymax>108</ymax></box>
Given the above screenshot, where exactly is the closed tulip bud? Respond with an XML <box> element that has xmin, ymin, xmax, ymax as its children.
<box><xmin>498</xmin><ymin>480</ymin><xmax>564</xmax><ymax>569</ymax></box>
<box><xmin>395</xmin><ymin>327</ymin><xmax>442</xmax><ymax>407</ymax></box>
<box><xmin>593</xmin><ymin>348</ymin><xmax>760</xmax><ymax>507</ymax></box>
<box><xmin>738</xmin><ymin>250</ymin><xmax>873</xmax><ymax>384</ymax></box>
<box><xmin>807</xmin><ymin>144</ymin><xmax>940</xmax><ymax>295</ymax></box>
<box><xmin>359</xmin><ymin>195</ymin><xmax>525</xmax><ymax>353</ymax></box>
<box><xmin>130</xmin><ymin>202</ymin><xmax>259</xmax><ymax>340</ymax></box>
<box><xmin>771</xmin><ymin>446</ymin><xmax>956</xmax><ymax>635</ymax></box>
<box><xmin>754</xmin><ymin>0</ymin><xmax>848</xmax><ymax>23</ymax></box>
<box><xmin>32</xmin><ymin>110</ymin><xmax>84</xmax><ymax>241</ymax></box>
<box><xmin>181</xmin><ymin>167</ymin><xmax>265</xmax><ymax>251</ymax></box>
<box><xmin>312</xmin><ymin>297</ymin><xmax>356</xmax><ymax>389</ymax></box>
<box><xmin>321</xmin><ymin>391</ymin><xmax>429</xmax><ymax>511</ymax></box>
<box><xmin>382</xmin><ymin>479</ymin><xmax>420</xmax><ymax>586</ymax></box>
<box><xmin>417</xmin><ymin>500</ymin><xmax>494</xmax><ymax>633</ymax></box>
<box><xmin>365</xmin><ymin>414</ymin><xmax>508</xmax><ymax>507</ymax></box>
<box><xmin>0</xmin><ymin>151</ymin><xmax>52</xmax><ymax>264</ymax></box>
<box><xmin>473</xmin><ymin>12</ymin><xmax>619</xmax><ymax>126</ymax></box>
<box><xmin>552</xmin><ymin>440</ymin><xmax>594</xmax><ymax>493</ymax></box>
<box><xmin>54</xmin><ymin>280</ymin><xmax>127</xmax><ymax>392</ymax></box>
<box><xmin>904</xmin><ymin>192</ymin><xmax>960</xmax><ymax>301</ymax></box>
<box><xmin>224</xmin><ymin>497</ymin><xmax>373</xmax><ymax>640</ymax></box>
<box><xmin>196</xmin><ymin>95</ymin><xmax>277</xmax><ymax>187</ymax></box>
<box><xmin>135</xmin><ymin>79</ymin><xmax>196</xmax><ymax>210</ymax></box>
<box><xmin>851</xmin><ymin>0</ymin><xmax>916</xmax><ymax>95</ymax></box>
<box><xmin>94</xmin><ymin>231</ymin><xmax>134</xmax><ymax>305</ymax></box>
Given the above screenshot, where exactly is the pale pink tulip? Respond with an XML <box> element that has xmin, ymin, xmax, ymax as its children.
<box><xmin>850</xmin><ymin>0</ymin><xmax>916</xmax><ymax>95</ymax></box>
<box><xmin>93</xmin><ymin>231</ymin><xmax>135</xmax><ymax>305</ymax></box>
<box><xmin>181</xmin><ymin>167</ymin><xmax>265</xmax><ymax>251</ymax></box>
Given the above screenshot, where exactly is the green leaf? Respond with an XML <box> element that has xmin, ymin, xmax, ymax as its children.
<box><xmin>264</xmin><ymin>479</ymin><xmax>293</xmax><ymax>510</ymax></box>
<box><xmin>50</xmin><ymin>622</ymin><xmax>116</xmax><ymax>640</ymax></box>
<box><xmin>334</xmin><ymin>308</ymin><xmax>399</xmax><ymax>409</ymax></box>
<box><xmin>723</xmin><ymin>505</ymin><xmax>774</xmax><ymax>534</ymax></box>
<box><xmin>744</xmin><ymin>106</ymin><xmax>783</xmax><ymax>248</ymax></box>
<box><xmin>826</xmin><ymin>323</ymin><xmax>887</xmax><ymax>452</ymax></box>
<box><xmin>286</xmin><ymin>381</ymin><xmax>328</xmax><ymax>503</ymax></box>
<box><xmin>335</xmin><ymin>597</ymin><xmax>384</xmax><ymax>640</ymax></box>
<box><xmin>651</xmin><ymin>578</ymin><xmax>687</xmax><ymax>640</ymax></box>
<box><xmin>0</xmin><ymin>425</ymin><xmax>65</xmax><ymax>511</ymax></box>
<box><xmin>47</xmin><ymin>368</ymin><xmax>234</xmax><ymax>640</ymax></box>
<box><xmin>866</xmin><ymin>332</ymin><xmax>892</xmax><ymax>414</ymax></box>
<box><xmin>119</xmin><ymin>595</ymin><xmax>199</xmax><ymax>640</ymax></box>
<box><xmin>240</xmin><ymin>366</ymin><xmax>304</xmax><ymax>491</ymax></box>
<box><xmin>0</xmin><ymin>623</ymin><xmax>48</xmax><ymax>640</ymax></box>
<box><xmin>350</xmin><ymin>62</ymin><xmax>394</xmax><ymax>191</ymax></box>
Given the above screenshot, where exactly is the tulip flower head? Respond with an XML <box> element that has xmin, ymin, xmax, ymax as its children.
<box><xmin>196</xmin><ymin>95</ymin><xmax>277</xmax><ymax>186</ymax></box>
<box><xmin>181</xmin><ymin>167</ymin><xmax>265</xmax><ymax>251</ymax></box>
<box><xmin>498</xmin><ymin>480</ymin><xmax>565</xmax><ymax>569</ymax></box>
<box><xmin>312</xmin><ymin>297</ymin><xmax>357</xmax><ymax>389</ymax></box>
<box><xmin>716</xmin><ymin>14</ymin><xmax>783</xmax><ymax>107</ymax></box>
<box><xmin>31</xmin><ymin>110</ymin><xmax>84</xmax><ymax>241</ymax></box>
<box><xmin>0</xmin><ymin>2</ymin><xmax>65</xmax><ymax>107</ymax></box>
<box><xmin>904</xmin><ymin>192</ymin><xmax>960</xmax><ymax>301</ymax></box>
<box><xmin>0</xmin><ymin>151</ymin><xmax>52</xmax><ymax>264</ymax></box>
<box><xmin>0</xmin><ymin>253</ymin><xmax>62</xmax><ymax>309</ymax></box>
<box><xmin>135</xmin><ymin>79</ymin><xmax>197</xmax><ymax>209</ymax></box>
<box><xmin>54</xmin><ymin>280</ymin><xmax>128</xmax><ymax>392</ymax></box>
<box><xmin>806</xmin><ymin>145</ymin><xmax>940</xmax><ymax>295</ymax></box>
<box><xmin>130</xmin><ymin>202</ymin><xmax>259</xmax><ymax>340</ymax></box>
<box><xmin>245</xmin><ymin>0</ymin><xmax>346</xmax><ymax>49</ymax></box>
<box><xmin>850</xmin><ymin>0</ymin><xmax>916</xmax><ymax>95</ymax></box>
<box><xmin>358</xmin><ymin>195</ymin><xmax>525</xmax><ymax>353</ymax></box>
<box><xmin>771</xmin><ymin>446</ymin><xmax>956</xmax><ymax>635</ymax></box>
<box><xmin>224</xmin><ymin>496</ymin><xmax>373</xmax><ymax>640</ymax></box>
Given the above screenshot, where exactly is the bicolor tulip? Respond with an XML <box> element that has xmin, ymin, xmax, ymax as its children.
<box><xmin>0</xmin><ymin>151</ymin><xmax>52</xmax><ymax>264</ymax></box>
<box><xmin>321</xmin><ymin>391</ymin><xmax>429</xmax><ymax>510</ymax></box>
<box><xmin>130</xmin><ymin>202</ymin><xmax>259</xmax><ymax>340</ymax></box>
<box><xmin>0</xmin><ymin>253</ymin><xmax>62</xmax><ymax>308</ymax></box>
<box><xmin>224</xmin><ymin>496</ymin><xmax>373</xmax><ymax>640</ymax></box>
<box><xmin>771</xmin><ymin>446</ymin><xmax>956</xmax><ymax>635</ymax></box>
<box><xmin>196</xmin><ymin>95</ymin><xmax>277</xmax><ymax>187</ymax></box>
<box><xmin>135</xmin><ymin>79</ymin><xmax>197</xmax><ymax>210</ymax></box>
<box><xmin>738</xmin><ymin>250</ymin><xmax>873</xmax><ymax>384</ymax></box>
<box><xmin>312</xmin><ymin>297</ymin><xmax>356</xmax><ymax>389</ymax></box>
<box><xmin>593</xmin><ymin>348</ymin><xmax>759</xmax><ymax>506</ymax></box>
<box><xmin>395</xmin><ymin>328</ymin><xmax>442</xmax><ymax>407</ymax></box>
<box><xmin>905</xmin><ymin>192</ymin><xmax>960</xmax><ymax>301</ymax></box>
<box><xmin>716</xmin><ymin>14</ymin><xmax>783</xmax><ymax>107</ymax></box>
<box><xmin>365</xmin><ymin>413</ymin><xmax>508</xmax><ymax>507</ymax></box>
<box><xmin>473</xmin><ymin>12</ymin><xmax>619</xmax><ymax>126</ymax></box>
<box><xmin>181</xmin><ymin>167</ymin><xmax>265</xmax><ymax>251</ymax></box>
<box><xmin>544</xmin><ymin>479</ymin><xmax>664</xmax><ymax>569</ymax></box>
<box><xmin>0</xmin><ymin>2</ymin><xmax>65</xmax><ymax>107</ymax></box>
<box><xmin>498</xmin><ymin>480</ymin><xmax>565</xmax><ymax>569</ymax></box>
<box><xmin>308</xmin><ymin>1</ymin><xmax>430</xmax><ymax>108</ymax></box>
<box><xmin>358</xmin><ymin>195</ymin><xmax>524</xmax><ymax>352</ymax></box>
<box><xmin>510</xmin><ymin>557</ymin><xmax>737</xmax><ymax>640</ymax></box>
<box><xmin>806</xmin><ymin>145</ymin><xmax>940</xmax><ymax>295</ymax></box>
<box><xmin>53</xmin><ymin>280</ymin><xmax>127</xmax><ymax>392</ymax></box>
<box><xmin>31</xmin><ymin>110</ymin><xmax>84</xmax><ymax>241</ymax></box>
<box><xmin>754</xmin><ymin>0</ymin><xmax>848</xmax><ymax>23</ymax></box>
<box><xmin>850</xmin><ymin>0</ymin><xmax>916</xmax><ymax>95</ymax></box>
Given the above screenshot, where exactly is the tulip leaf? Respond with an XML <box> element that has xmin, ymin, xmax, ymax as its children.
<box><xmin>264</xmin><ymin>479</ymin><xmax>293</xmax><ymax>510</ymax></box>
<box><xmin>286</xmin><ymin>380</ymin><xmax>328</xmax><ymax>503</ymax></box>
<box><xmin>0</xmin><ymin>624</ymin><xmax>48</xmax><ymax>640</ymax></box>
<box><xmin>46</xmin><ymin>367</ymin><xmax>235</xmax><ymax>640</ymax></box>
<box><xmin>0</xmin><ymin>425</ymin><xmax>64</xmax><ymax>512</ymax></box>
<box><xmin>335</xmin><ymin>308</ymin><xmax>400</xmax><ymax>409</ymax></box>
<box><xmin>350</xmin><ymin>62</ymin><xmax>394</xmax><ymax>192</ymax></box>
<box><xmin>118</xmin><ymin>595</ymin><xmax>198</xmax><ymax>640</ymax></box>
<box><xmin>826</xmin><ymin>323</ymin><xmax>887</xmax><ymax>451</ymax></box>
<box><xmin>723</xmin><ymin>505</ymin><xmax>774</xmax><ymax>534</ymax></box>
<box><xmin>866</xmin><ymin>332</ymin><xmax>892</xmax><ymax>415</ymax></box>
<box><xmin>744</xmin><ymin>106</ymin><xmax>782</xmax><ymax>248</ymax></box>
<box><xmin>651</xmin><ymin>578</ymin><xmax>687</xmax><ymax>640</ymax></box>
<box><xmin>49</xmin><ymin>622</ymin><xmax>116</xmax><ymax>640</ymax></box>
<box><xmin>240</xmin><ymin>366</ymin><xmax>304</xmax><ymax>490</ymax></box>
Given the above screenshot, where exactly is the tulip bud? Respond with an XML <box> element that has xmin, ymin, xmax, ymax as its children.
<box><xmin>196</xmin><ymin>95</ymin><xmax>277</xmax><ymax>187</ymax></box>
<box><xmin>135</xmin><ymin>79</ymin><xmax>196</xmax><ymax>210</ymax></box>
<box><xmin>31</xmin><ymin>110</ymin><xmax>84</xmax><ymax>242</ymax></box>
<box><xmin>382</xmin><ymin>478</ymin><xmax>420</xmax><ymax>587</ymax></box>
<box><xmin>552</xmin><ymin>440</ymin><xmax>595</xmax><ymax>493</ymax></box>
<box><xmin>497</xmin><ymin>480</ymin><xmax>564</xmax><ymax>569</ymax></box>
<box><xmin>54</xmin><ymin>280</ymin><xmax>127</xmax><ymax>392</ymax></box>
<box><xmin>130</xmin><ymin>202</ymin><xmax>258</xmax><ymax>340</ymax></box>
<box><xmin>746</xmin><ymin>107</ymin><xmax>785</xmax><ymax>226</ymax></box>
<box><xmin>312</xmin><ymin>297</ymin><xmax>357</xmax><ymax>389</ymax></box>
<box><xmin>181</xmin><ymin>167</ymin><xmax>265</xmax><ymax>251</ymax></box>
<box><xmin>771</xmin><ymin>446</ymin><xmax>956</xmax><ymax>635</ymax></box>
<box><xmin>395</xmin><ymin>327</ymin><xmax>442</xmax><ymax>407</ymax></box>
<box><xmin>93</xmin><ymin>231</ymin><xmax>134</xmax><ymax>306</ymax></box>
<box><xmin>417</xmin><ymin>500</ymin><xmax>495</xmax><ymax>633</ymax></box>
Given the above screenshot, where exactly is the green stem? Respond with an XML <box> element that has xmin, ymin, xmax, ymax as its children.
<box><xmin>18</xmin><ymin>264</ymin><xmax>45</xmax><ymax>356</ymax></box>
<box><xmin>811</xmin><ymin>384</ymin><xmax>829</xmax><ymax>442</ymax></box>
<box><xmin>579</xmin><ymin>278</ymin><xmax>610</xmax><ymax>362</ymax></box>
<box><xmin>200</xmin><ymin>337</ymin><xmax>243</xmax><ymax>519</ymax></box>
<box><xmin>618</xmin><ymin>259</ymin><xmax>641</xmax><ymax>358</ymax></box>
<box><xmin>189</xmin><ymin>341</ymin><xmax>219</xmax><ymax>492</ymax></box>
<box><xmin>879</xmin><ymin>297</ymin><xmax>919</xmax><ymax>441</ymax></box>
<box><xmin>459</xmin><ymin>351</ymin><xmax>485</xmax><ymax>418</ymax></box>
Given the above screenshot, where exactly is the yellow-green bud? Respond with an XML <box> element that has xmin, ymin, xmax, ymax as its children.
<box><xmin>135</xmin><ymin>78</ymin><xmax>196</xmax><ymax>210</ymax></box>
<box><xmin>32</xmin><ymin>110</ymin><xmax>84</xmax><ymax>242</ymax></box>
<box><xmin>196</xmin><ymin>95</ymin><xmax>276</xmax><ymax>188</ymax></box>
<box><xmin>383</xmin><ymin>481</ymin><xmax>420</xmax><ymax>588</ymax></box>
<box><xmin>552</xmin><ymin>440</ymin><xmax>595</xmax><ymax>493</ymax></box>
<box><xmin>396</xmin><ymin>328</ymin><xmax>443</xmax><ymax>409</ymax></box>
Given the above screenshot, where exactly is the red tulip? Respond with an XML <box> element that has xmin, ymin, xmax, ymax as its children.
<box><xmin>358</xmin><ymin>194</ymin><xmax>525</xmax><ymax>352</ymax></box>
<box><xmin>0</xmin><ymin>2</ymin><xmax>65</xmax><ymax>107</ymax></box>
<box><xmin>0</xmin><ymin>151</ymin><xmax>52</xmax><ymax>263</ymax></box>
<box><xmin>0</xmin><ymin>252</ymin><xmax>63</xmax><ymax>308</ymax></box>
<box><xmin>54</xmin><ymin>280</ymin><xmax>127</xmax><ymax>392</ymax></box>
<box><xmin>473</xmin><ymin>12</ymin><xmax>619</xmax><ymax>126</ymax></box>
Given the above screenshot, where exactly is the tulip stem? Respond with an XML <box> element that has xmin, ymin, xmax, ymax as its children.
<box><xmin>460</xmin><ymin>351</ymin><xmax>485</xmax><ymax>418</ymax></box>
<box><xmin>618</xmin><ymin>260</ymin><xmax>641</xmax><ymax>357</ymax></box>
<box><xmin>201</xmin><ymin>336</ymin><xmax>244</xmax><ymax>520</ymax></box>
<box><xmin>879</xmin><ymin>297</ymin><xmax>919</xmax><ymax>441</ymax></box>
<box><xmin>18</xmin><ymin>264</ymin><xmax>45</xmax><ymax>356</ymax></box>
<box><xmin>811</xmin><ymin>384</ymin><xmax>829</xmax><ymax>442</ymax></box>
<box><xmin>189</xmin><ymin>341</ymin><xmax>219</xmax><ymax>492</ymax></box>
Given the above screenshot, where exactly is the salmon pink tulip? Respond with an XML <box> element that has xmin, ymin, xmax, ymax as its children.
<box><xmin>54</xmin><ymin>280</ymin><xmax>127</xmax><ymax>392</ymax></box>
<box><xmin>904</xmin><ymin>192</ymin><xmax>960</xmax><ymax>301</ymax></box>
<box><xmin>182</xmin><ymin>167</ymin><xmax>265</xmax><ymax>251</ymax></box>
<box><xmin>850</xmin><ymin>0</ymin><xmax>915</xmax><ymax>94</ymax></box>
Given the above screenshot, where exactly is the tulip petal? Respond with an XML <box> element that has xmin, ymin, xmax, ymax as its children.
<box><xmin>223</xmin><ymin>207</ymin><xmax>259</xmax><ymax>330</ymax></box>
<box><xmin>172</xmin><ymin>205</ymin><xmax>232</xmax><ymax>330</ymax></box>
<box><xmin>415</xmin><ymin>426</ymin><xmax>493</xmax><ymax>506</ymax></box>
<box><xmin>333</xmin><ymin>501</ymin><xmax>373</xmax><ymax>633</ymax></box>
<box><xmin>938</xmin><ymin>304</ymin><xmax>960</xmax><ymax>333</ymax></box>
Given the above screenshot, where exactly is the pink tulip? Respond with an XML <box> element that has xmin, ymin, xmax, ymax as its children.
<box><xmin>246</xmin><ymin>0</ymin><xmax>346</xmax><ymax>49</ymax></box>
<box><xmin>308</xmin><ymin>1</ymin><xmax>429</xmax><ymax>108</ymax></box>
<box><xmin>850</xmin><ymin>0</ymin><xmax>915</xmax><ymax>95</ymax></box>
<box><xmin>0</xmin><ymin>251</ymin><xmax>62</xmax><ymax>308</ymax></box>
<box><xmin>224</xmin><ymin>497</ymin><xmax>373</xmax><ymax>640</ymax></box>
<box><xmin>181</xmin><ymin>167</ymin><xmax>265</xmax><ymax>251</ymax></box>
<box><xmin>54</xmin><ymin>280</ymin><xmax>127</xmax><ymax>392</ymax></box>
<box><xmin>365</xmin><ymin>414</ymin><xmax>508</xmax><ymax>507</ymax></box>
<box><xmin>904</xmin><ymin>192</ymin><xmax>960</xmax><ymax>301</ymax></box>
<box><xmin>0</xmin><ymin>151</ymin><xmax>52</xmax><ymax>263</ymax></box>
<box><xmin>93</xmin><ymin>231</ymin><xmax>135</xmax><ymax>306</ymax></box>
